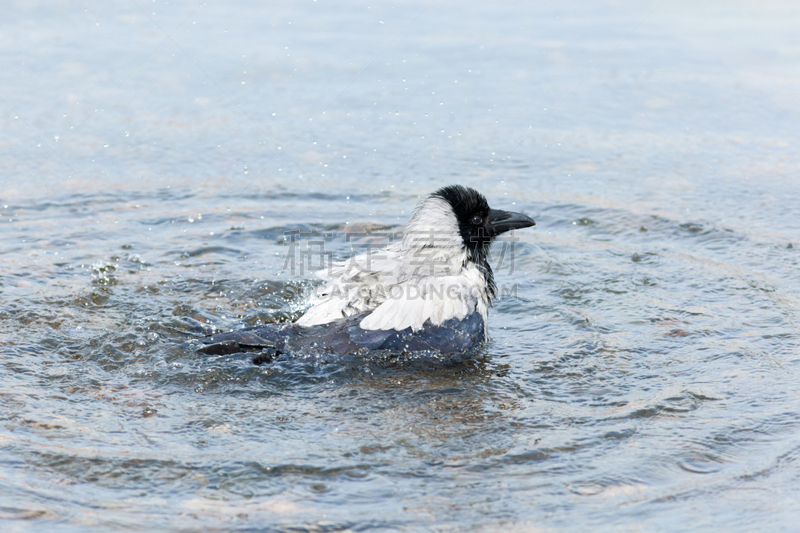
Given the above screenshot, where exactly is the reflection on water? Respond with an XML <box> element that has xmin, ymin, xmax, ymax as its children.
<box><xmin>2</xmin><ymin>0</ymin><xmax>800</xmax><ymax>531</ymax></box>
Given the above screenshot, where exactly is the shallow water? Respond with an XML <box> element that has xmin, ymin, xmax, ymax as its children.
<box><xmin>2</xmin><ymin>0</ymin><xmax>800</xmax><ymax>531</ymax></box>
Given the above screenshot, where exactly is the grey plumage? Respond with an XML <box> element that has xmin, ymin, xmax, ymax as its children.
<box><xmin>197</xmin><ymin>185</ymin><xmax>535</xmax><ymax>363</ymax></box>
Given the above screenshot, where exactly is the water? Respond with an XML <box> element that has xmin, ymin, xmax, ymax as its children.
<box><xmin>2</xmin><ymin>0</ymin><xmax>800</xmax><ymax>530</ymax></box>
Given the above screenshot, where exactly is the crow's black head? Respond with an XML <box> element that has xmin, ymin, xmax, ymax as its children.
<box><xmin>432</xmin><ymin>185</ymin><xmax>535</xmax><ymax>299</ymax></box>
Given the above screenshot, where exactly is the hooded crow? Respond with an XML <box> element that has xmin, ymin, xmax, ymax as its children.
<box><xmin>198</xmin><ymin>185</ymin><xmax>535</xmax><ymax>363</ymax></box>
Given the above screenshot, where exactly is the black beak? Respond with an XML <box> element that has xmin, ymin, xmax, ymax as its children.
<box><xmin>488</xmin><ymin>208</ymin><xmax>536</xmax><ymax>236</ymax></box>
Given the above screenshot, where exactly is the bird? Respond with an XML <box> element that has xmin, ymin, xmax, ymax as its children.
<box><xmin>197</xmin><ymin>185</ymin><xmax>535</xmax><ymax>364</ymax></box>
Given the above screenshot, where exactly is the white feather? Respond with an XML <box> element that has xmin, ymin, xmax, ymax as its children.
<box><xmin>295</xmin><ymin>195</ymin><xmax>491</xmax><ymax>332</ymax></box>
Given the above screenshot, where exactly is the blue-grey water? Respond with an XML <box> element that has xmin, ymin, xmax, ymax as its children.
<box><xmin>2</xmin><ymin>1</ymin><xmax>800</xmax><ymax>531</ymax></box>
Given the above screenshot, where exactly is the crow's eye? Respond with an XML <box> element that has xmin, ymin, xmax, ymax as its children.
<box><xmin>471</xmin><ymin>215</ymin><xmax>483</xmax><ymax>225</ymax></box>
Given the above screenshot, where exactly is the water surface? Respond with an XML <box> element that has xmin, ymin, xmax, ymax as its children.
<box><xmin>2</xmin><ymin>0</ymin><xmax>800</xmax><ymax>531</ymax></box>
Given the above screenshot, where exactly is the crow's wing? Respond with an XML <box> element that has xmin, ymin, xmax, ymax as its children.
<box><xmin>197</xmin><ymin>312</ymin><xmax>484</xmax><ymax>358</ymax></box>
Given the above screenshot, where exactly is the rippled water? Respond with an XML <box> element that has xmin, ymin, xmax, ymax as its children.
<box><xmin>2</xmin><ymin>0</ymin><xmax>800</xmax><ymax>531</ymax></box>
